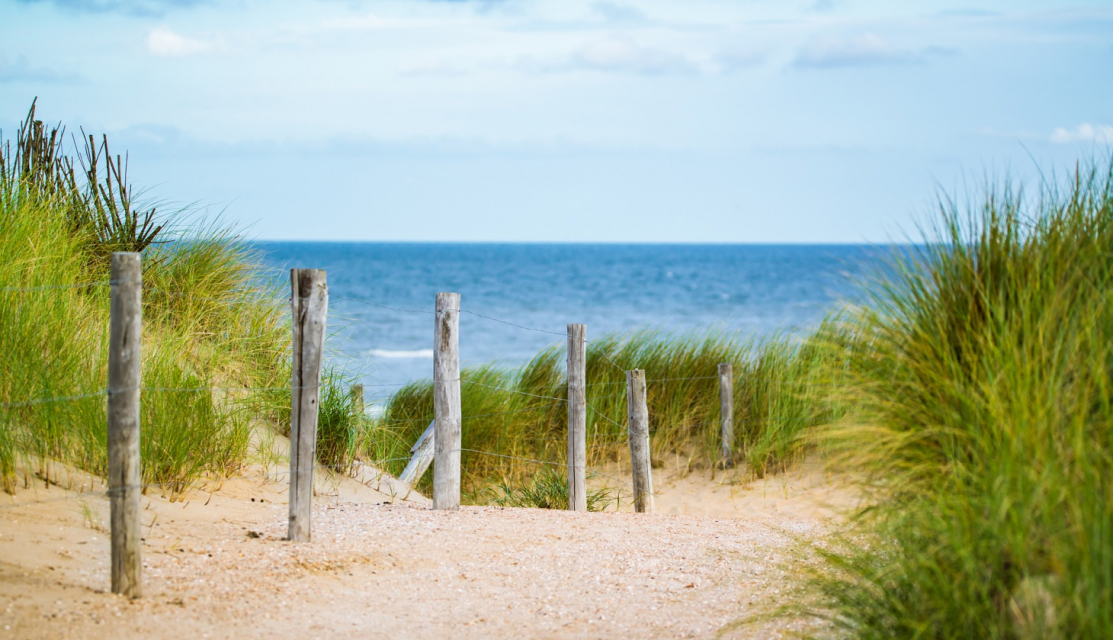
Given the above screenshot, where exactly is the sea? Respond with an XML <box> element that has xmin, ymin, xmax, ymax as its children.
<box><xmin>254</xmin><ymin>243</ymin><xmax>883</xmax><ymax>402</ymax></box>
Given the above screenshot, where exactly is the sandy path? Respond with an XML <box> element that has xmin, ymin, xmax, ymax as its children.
<box><xmin>0</xmin><ymin>462</ymin><xmax>849</xmax><ymax>639</ymax></box>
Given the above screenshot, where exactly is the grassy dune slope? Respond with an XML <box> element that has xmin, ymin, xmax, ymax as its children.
<box><xmin>0</xmin><ymin>104</ymin><xmax>289</xmax><ymax>498</ymax></box>
<box><xmin>820</xmin><ymin>161</ymin><xmax>1113</xmax><ymax>638</ymax></box>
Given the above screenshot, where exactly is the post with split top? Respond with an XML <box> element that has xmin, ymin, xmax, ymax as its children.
<box><xmin>288</xmin><ymin>269</ymin><xmax>328</xmax><ymax>542</ymax></box>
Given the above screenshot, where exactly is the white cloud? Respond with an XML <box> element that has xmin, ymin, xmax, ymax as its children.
<box><xmin>399</xmin><ymin>59</ymin><xmax>469</xmax><ymax>77</ymax></box>
<box><xmin>793</xmin><ymin>34</ymin><xmax>920</xmax><ymax>68</ymax></box>
<box><xmin>1050</xmin><ymin>123</ymin><xmax>1113</xmax><ymax>145</ymax></box>
<box><xmin>512</xmin><ymin>37</ymin><xmax>698</xmax><ymax>76</ymax></box>
<box><xmin>567</xmin><ymin>37</ymin><xmax>698</xmax><ymax>75</ymax></box>
<box><xmin>146</xmin><ymin>26</ymin><xmax>213</xmax><ymax>57</ymax></box>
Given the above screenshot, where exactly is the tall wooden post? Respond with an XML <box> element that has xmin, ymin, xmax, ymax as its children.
<box><xmin>566</xmin><ymin>324</ymin><xmax>587</xmax><ymax>512</ymax></box>
<box><xmin>626</xmin><ymin>369</ymin><xmax>654</xmax><ymax>513</ymax></box>
<box><xmin>108</xmin><ymin>252</ymin><xmax>142</xmax><ymax>597</ymax></box>
<box><xmin>718</xmin><ymin>363</ymin><xmax>734</xmax><ymax>469</ymax></box>
<box><xmin>288</xmin><ymin>269</ymin><xmax>328</xmax><ymax>542</ymax></box>
<box><xmin>433</xmin><ymin>293</ymin><xmax>462</xmax><ymax>510</ymax></box>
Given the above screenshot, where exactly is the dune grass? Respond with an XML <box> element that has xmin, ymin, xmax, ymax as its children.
<box><xmin>369</xmin><ymin>329</ymin><xmax>848</xmax><ymax>498</ymax></box>
<box><xmin>0</xmin><ymin>103</ymin><xmax>289</xmax><ymax>498</ymax></box>
<box><xmin>486</xmin><ymin>468</ymin><xmax>620</xmax><ymax>511</ymax></box>
<box><xmin>816</xmin><ymin>160</ymin><xmax>1113</xmax><ymax>638</ymax></box>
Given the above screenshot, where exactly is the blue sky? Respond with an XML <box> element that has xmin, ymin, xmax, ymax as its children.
<box><xmin>1</xmin><ymin>0</ymin><xmax>1111</xmax><ymax>242</ymax></box>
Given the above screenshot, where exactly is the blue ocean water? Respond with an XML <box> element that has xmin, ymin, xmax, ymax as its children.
<box><xmin>254</xmin><ymin>243</ymin><xmax>880</xmax><ymax>400</ymax></box>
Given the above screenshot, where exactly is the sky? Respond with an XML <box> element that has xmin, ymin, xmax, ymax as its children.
<box><xmin>1</xmin><ymin>0</ymin><xmax>1111</xmax><ymax>242</ymax></box>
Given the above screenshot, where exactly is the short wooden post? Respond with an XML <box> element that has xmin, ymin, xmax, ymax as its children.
<box><xmin>626</xmin><ymin>369</ymin><xmax>654</xmax><ymax>513</ymax></box>
<box><xmin>288</xmin><ymin>269</ymin><xmax>328</xmax><ymax>542</ymax></box>
<box><xmin>399</xmin><ymin>420</ymin><xmax>436</xmax><ymax>486</ymax></box>
<box><xmin>718</xmin><ymin>363</ymin><xmax>734</xmax><ymax>469</ymax></box>
<box><xmin>566</xmin><ymin>324</ymin><xmax>587</xmax><ymax>512</ymax></box>
<box><xmin>108</xmin><ymin>252</ymin><xmax>142</xmax><ymax>597</ymax></box>
<box><xmin>433</xmin><ymin>293</ymin><xmax>462</xmax><ymax>510</ymax></box>
<box><xmin>350</xmin><ymin>384</ymin><xmax>364</xmax><ymax>417</ymax></box>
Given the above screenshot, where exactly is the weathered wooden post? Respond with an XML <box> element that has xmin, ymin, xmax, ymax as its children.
<box><xmin>433</xmin><ymin>292</ymin><xmax>462</xmax><ymax>510</ymax></box>
<box><xmin>718</xmin><ymin>363</ymin><xmax>734</xmax><ymax>469</ymax></box>
<box><xmin>566</xmin><ymin>324</ymin><xmax>587</xmax><ymax>512</ymax></box>
<box><xmin>626</xmin><ymin>369</ymin><xmax>654</xmax><ymax>513</ymax></box>
<box><xmin>108</xmin><ymin>252</ymin><xmax>142</xmax><ymax>597</ymax></box>
<box><xmin>350</xmin><ymin>384</ymin><xmax>364</xmax><ymax>417</ymax></box>
<box><xmin>399</xmin><ymin>420</ymin><xmax>435</xmax><ymax>487</ymax></box>
<box><xmin>288</xmin><ymin>269</ymin><xmax>328</xmax><ymax>542</ymax></box>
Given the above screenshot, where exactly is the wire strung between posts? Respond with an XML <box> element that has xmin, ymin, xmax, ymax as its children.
<box><xmin>1</xmin><ymin>378</ymin><xmax>841</xmax><ymax>413</ymax></box>
<box><xmin>584</xmin><ymin>343</ymin><xmax>629</xmax><ymax>374</ymax></box>
<box><xmin>145</xmin><ymin>286</ymin><xmax>283</xmax><ymax>305</ymax></box>
<box><xmin>140</xmin><ymin>382</ymin><xmax>420</xmax><ymax>393</ymax></box>
<box><xmin>583</xmin><ymin>391</ymin><xmax>628</xmax><ymax>401</ymax></box>
<box><xmin>331</xmin><ymin>295</ymin><xmax>433</xmax><ymax>315</ymax></box>
<box><xmin>458</xmin><ymin>380</ymin><xmax>565</xmax><ymax>400</ymax></box>
<box><xmin>459</xmin><ymin>310</ymin><xmax>567</xmax><ymax>337</ymax></box>
<box><xmin>585</xmin><ymin>375</ymin><xmax>720</xmax><ymax>388</ymax></box>
<box><xmin>457</xmin><ymin>448</ymin><xmax>567</xmax><ymax>469</ymax></box>
<box><xmin>0</xmin><ymin>390</ymin><xmax>109</xmax><ymax>409</ymax></box>
<box><xmin>462</xmin><ymin>404</ymin><xmax>564</xmax><ymax>420</ymax></box>
<box><xmin>584</xmin><ymin>376</ymin><xmax>845</xmax><ymax>388</ymax></box>
<box><xmin>583</xmin><ymin>398</ymin><xmax>627</xmax><ymax>431</ymax></box>
<box><xmin>372</xmin><ymin>403</ymin><xmax>565</xmax><ymax>427</ymax></box>
<box><xmin>0</xmin><ymin>280</ymin><xmax>113</xmax><ymax>293</ymax></box>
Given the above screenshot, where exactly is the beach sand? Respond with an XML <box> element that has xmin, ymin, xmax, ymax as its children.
<box><xmin>0</xmin><ymin>446</ymin><xmax>857</xmax><ymax>639</ymax></box>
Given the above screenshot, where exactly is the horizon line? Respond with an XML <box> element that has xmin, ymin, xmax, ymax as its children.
<box><xmin>246</xmin><ymin>239</ymin><xmax>922</xmax><ymax>246</ymax></box>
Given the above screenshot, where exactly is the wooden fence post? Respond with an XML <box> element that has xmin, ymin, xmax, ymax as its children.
<box><xmin>718</xmin><ymin>363</ymin><xmax>734</xmax><ymax>469</ymax></box>
<box><xmin>288</xmin><ymin>269</ymin><xmax>328</xmax><ymax>542</ymax></box>
<box><xmin>350</xmin><ymin>384</ymin><xmax>364</xmax><ymax>417</ymax></box>
<box><xmin>399</xmin><ymin>420</ymin><xmax>436</xmax><ymax>487</ymax></box>
<box><xmin>433</xmin><ymin>292</ymin><xmax>461</xmax><ymax>510</ymax></box>
<box><xmin>626</xmin><ymin>369</ymin><xmax>654</xmax><ymax>513</ymax></box>
<box><xmin>108</xmin><ymin>252</ymin><xmax>142</xmax><ymax>597</ymax></box>
<box><xmin>566</xmin><ymin>324</ymin><xmax>587</xmax><ymax>512</ymax></box>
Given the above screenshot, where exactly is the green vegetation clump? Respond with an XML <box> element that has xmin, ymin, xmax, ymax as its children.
<box><xmin>819</xmin><ymin>161</ymin><xmax>1113</xmax><ymax>638</ymax></box>
<box><xmin>0</xmin><ymin>102</ymin><xmax>289</xmax><ymax>498</ymax></box>
<box><xmin>372</xmin><ymin>330</ymin><xmax>848</xmax><ymax>495</ymax></box>
<box><xmin>487</xmin><ymin>468</ymin><xmax>619</xmax><ymax>512</ymax></box>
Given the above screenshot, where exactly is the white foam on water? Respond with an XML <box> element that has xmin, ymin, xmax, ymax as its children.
<box><xmin>369</xmin><ymin>348</ymin><xmax>434</xmax><ymax>359</ymax></box>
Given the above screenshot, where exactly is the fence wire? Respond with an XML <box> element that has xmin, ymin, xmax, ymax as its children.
<box><xmin>0</xmin><ymin>280</ymin><xmax>112</xmax><ymax>293</ymax></box>
<box><xmin>2</xmin><ymin>277</ymin><xmax>817</xmax><ymax>516</ymax></box>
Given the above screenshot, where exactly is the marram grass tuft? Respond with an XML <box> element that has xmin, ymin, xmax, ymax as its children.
<box><xmin>816</xmin><ymin>159</ymin><xmax>1113</xmax><ymax>639</ymax></box>
<box><xmin>0</xmin><ymin>103</ymin><xmax>288</xmax><ymax>498</ymax></box>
